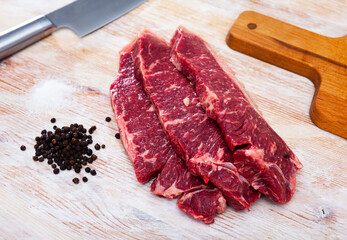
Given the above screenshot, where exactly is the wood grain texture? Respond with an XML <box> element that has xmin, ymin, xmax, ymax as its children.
<box><xmin>0</xmin><ymin>0</ymin><xmax>346</xmax><ymax>239</ymax></box>
<box><xmin>226</xmin><ymin>11</ymin><xmax>347</xmax><ymax>138</ymax></box>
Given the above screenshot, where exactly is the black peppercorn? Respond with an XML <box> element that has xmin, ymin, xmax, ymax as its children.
<box><xmin>115</xmin><ymin>133</ymin><xmax>120</xmax><ymax>139</ymax></box>
<box><xmin>105</xmin><ymin>117</ymin><xmax>111</xmax><ymax>122</ymax></box>
<box><xmin>72</xmin><ymin>178</ymin><xmax>79</xmax><ymax>184</ymax></box>
<box><xmin>90</xmin><ymin>169</ymin><xmax>97</xmax><ymax>176</ymax></box>
<box><xmin>53</xmin><ymin>168</ymin><xmax>60</xmax><ymax>174</ymax></box>
<box><xmin>82</xmin><ymin>177</ymin><xmax>88</xmax><ymax>182</ymax></box>
<box><xmin>88</xmin><ymin>126</ymin><xmax>96</xmax><ymax>134</ymax></box>
<box><xmin>20</xmin><ymin>145</ymin><xmax>26</xmax><ymax>151</ymax></box>
<box><xmin>94</xmin><ymin>143</ymin><xmax>100</xmax><ymax>150</ymax></box>
<box><xmin>86</xmin><ymin>148</ymin><xmax>93</xmax><ymax>156</ymax></box>
<box><xmin>51</xmin><ymin>118</ymin><xmax>56</xmax><ymax>123</ymax></box>
<box><xmin>85</xmin><ymin>167</ymin><xmax>91</xmax><ymax>173</ymax></box>
<box><xmin>101</xmin><ymin>144</ymin><xmax>105</xmax><ymax>149</ymax></box>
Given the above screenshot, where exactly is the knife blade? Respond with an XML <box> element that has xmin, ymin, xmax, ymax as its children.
<box><xmin>0</xmin><ymin>0</ymin><xmax>147</xmax><ymax>60</ymax></box>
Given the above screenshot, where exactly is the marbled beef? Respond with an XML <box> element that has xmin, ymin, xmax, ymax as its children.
<box><xmin>177</xmin><ymin>188</ymin><xmax>226</xmax><ymax>224</ymax></box>
<box><xmin>130</xmin><ymin>30</ymin><xmax>260</xmax><ymax>210</ymax></box>
<box><xmin>110</xmin><ymin>49</ymin><xmax>225</xmax><ymax>223</ymax></box>
<box><xmin>170</xmin><ymin>26</ymin><xmax>303</xmax><ymax>203</ymax></box>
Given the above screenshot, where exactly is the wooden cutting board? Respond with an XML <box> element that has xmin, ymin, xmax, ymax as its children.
<box><xmin>226</xmin><ymin>11</ymin><xmax>347</xmax><ymax>138</ymax></box>
<box><xmin>0</xmin><ymin>0</ymin><xmax>346</xmax><ymax>239</ymax></box>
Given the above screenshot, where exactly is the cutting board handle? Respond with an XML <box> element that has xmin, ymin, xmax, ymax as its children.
<box><xmin>226</xmin><ymin>11</ymin><xmax>347</xmax><ymax>138</ymax></box>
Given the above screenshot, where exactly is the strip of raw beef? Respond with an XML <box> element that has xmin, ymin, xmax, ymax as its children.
<box><xmin>130</xmin><ymin>30</ymin><xmax>260</xmax><ymax>210</ymax></box>
<box><xmin>177</xmin><ymin>188</ymin><xmax>226</xmax><ymax>224</ymax></box>
<box><xmin>110</xmin><ymin>51</ymin><xmax>169</xmax><ymax>183</ymax></box>
<box><xmin>170</xmin><ymin>26</ymin><xmax>303</xmax><ymax>203</ymax></box>
<box><xmin>110</xmin><ymin>49</ymin><xmax>204</xmax><ymax>192</ymax></box>
<box><xmin>111</xmin><ymin>49</ymin><xmax>226</xmax><ymax>223</ymax></box>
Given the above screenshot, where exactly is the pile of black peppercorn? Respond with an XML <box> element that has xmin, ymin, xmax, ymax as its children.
<box><xmin>33</xmin><ymin>119</ymin><xmax>100</xmax><ymax>184</ymax></box>
<box><xmin>23</xmin><ymin>116</ymin><xmax>120</xmax><ymax>185</ymax></box>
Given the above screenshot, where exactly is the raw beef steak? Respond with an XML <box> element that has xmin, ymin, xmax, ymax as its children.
<box><xmin>177</xmin><ymin>188</ymin><xmax>226</xmax><ymax>224</ymax></box>
<box><xmin>111</xmin><ymin>48</ymin><xmax>226</xmax><ymax>223</ymax></box>
<box><xmin>130</xmin><ymin>30</ymin><xmax>260</xmax><ymax>210</ymax></box>
<box><xmin>170</xmin><ymin>26</ymin><xmax>303</xmax><ymax>203</ymax></box>
<box><xmin>110</xmin><ymin>49</ymin><xmax>204</xmax><ymax>194</ymax></box>
<box><xmin>110</xmin><ymin>51</ymin><xmax>171</xmax><ymax>183</ymax></box>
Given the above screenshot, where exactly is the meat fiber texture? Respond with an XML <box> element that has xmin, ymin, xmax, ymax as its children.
<box><xmin>130</xmin><ymin>30</ymin><xmax>260</xmax><ymax>211</ymax></box>
<box><xmin>177</xmin><ymin>188</ymin><xmax>226</xmax><ymax>224</ymax></box>
<box><xmin>170</xmin><ymin>26</ymin><xmax>303</xmax><ymax>203</ymax></box>
<box><xmin>110</xmin><ymin>51</ymin><xmax>169</xmax><ymax>183</ymax></box>
<box><xmin>110</xmin><ymin>49</ymin><xmax>226</xmax><ymax>224</ymax></box>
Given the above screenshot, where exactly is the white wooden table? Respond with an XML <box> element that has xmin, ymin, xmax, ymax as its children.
<box><xmin>0</xmin><ymin>0</ymin><xmax>346</xmax><ymax>239</ymax></box>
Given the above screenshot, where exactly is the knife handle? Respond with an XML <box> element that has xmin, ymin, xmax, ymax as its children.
<box><xmin>0</xmin><ymin>16</ymin><xmax>56</xmax><ymax>60</ymax></box>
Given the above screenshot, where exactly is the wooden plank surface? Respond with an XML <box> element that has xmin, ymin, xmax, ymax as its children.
<box><xmin>0</xmin><ymin>0</ymin><xmax>346</xmax><ymax>239</ymax></box>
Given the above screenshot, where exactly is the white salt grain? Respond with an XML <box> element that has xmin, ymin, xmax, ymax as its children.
<box><xmin>26</xmin><ymin>78</ymin><xmax>75</xmax><ymax>113</ymax></box>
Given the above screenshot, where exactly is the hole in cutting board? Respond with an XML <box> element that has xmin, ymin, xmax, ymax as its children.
<box><xmin>247</xmin><ymin>23</ymin><xmax>257</xmax><ymax>30</ymax></box>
